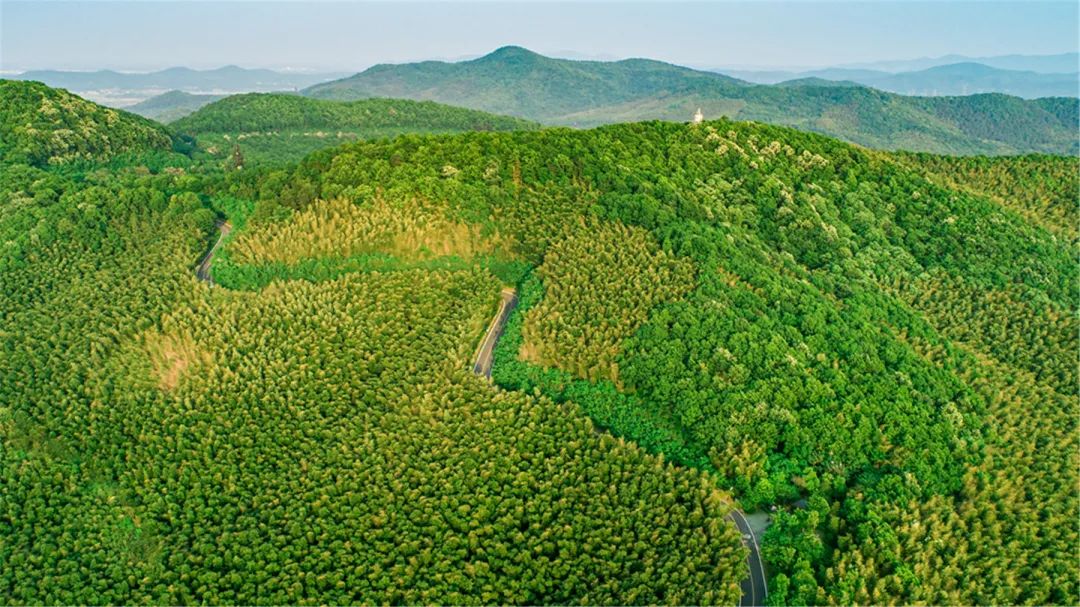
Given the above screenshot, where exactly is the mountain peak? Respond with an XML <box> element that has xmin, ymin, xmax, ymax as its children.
<box><xmin>479</xmin><ymin>46</ymin><xmax>542</xmax><ymax>63</ymax></box>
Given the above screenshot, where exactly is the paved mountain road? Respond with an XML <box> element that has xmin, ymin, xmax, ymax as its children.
<box><xmin>196</xmin><ymin>221</ymin><xmax>231</xmax><ymax>284</ymax></box>
<box><xmin>730</xmin><ymin>509</ymin><xmax>769</xmax><ymax>606</ymax></box>
<box><xmin>471</xmin><ymin>287</ymin><xmax>518</xmax><ymax>378</ymax></box>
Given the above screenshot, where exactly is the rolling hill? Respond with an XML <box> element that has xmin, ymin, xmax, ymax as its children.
<box><xmin>125</xmin><ymin>90</ymin><xmax>225</xmax><ymax>122</ymax></box>
<box><xmin>172</xmin><ymin>92</ymin><xmax>539</xmax><ymax>163</ymax></box>
<box><xmin>304</xmin><ymin>46</ymin><xmax>1079</xmax><ymax>155</ymax></box>
<box><xmin>0</xmin><ymin>80</ymin><xmax>175</xmax><ymax>165</ymax></box>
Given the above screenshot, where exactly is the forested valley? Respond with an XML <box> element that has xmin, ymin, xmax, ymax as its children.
<box><xmin>1</xmin><ymin>79</ymin><xmax>1077</xmax><ymax>605</ymax></box>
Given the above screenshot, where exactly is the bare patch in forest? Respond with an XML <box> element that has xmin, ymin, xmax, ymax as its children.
<box><xmin>144</xmin><ymin>330</ymin><xmax>211</xmax><ymax>391</ymax></box>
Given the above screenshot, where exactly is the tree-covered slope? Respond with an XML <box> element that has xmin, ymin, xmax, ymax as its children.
<box><xmin>894</xmin><ymin>151</ymin><xmax>1080</xmax><ymax>244</ymax></box>
<box><xmin>0</xmin><ymin>99</ymin><xmax>744</xmax><ymax>604</ymax></box>
<box><xmin>225</xmin><ymin>121</ymin><xmax>1077</xmax><ymax>605</ymax></box>
<box><xmin>304</xmin><ymin>46</ymin><xmax>1079</xmax><ymax>155</ymax></box>
<box><xmin>172</xmin><ymin>92</ymin><xmax>539</xmax><ymax>164</ymax></box>
<box><xmin>0</xmin><ymin>80</ymin><xmax>175</xmax><ymax>166</ymax></box>
<box><xmin>306</xmin><ymin>46</ymin><xmax>744</xmax><ymax>122</ymax></box>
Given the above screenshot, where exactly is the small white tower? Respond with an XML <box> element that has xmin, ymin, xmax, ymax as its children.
<box><xmin>692</xmin><ymin>108</ymin><xmax>704</xmax><ymax>124</ymax></box>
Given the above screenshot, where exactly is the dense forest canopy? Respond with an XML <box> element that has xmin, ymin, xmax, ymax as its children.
<box><xmin>171</xmin><ymin>93</ymin><xmax>539</xmax><ymax>164</ymax></box>
<box><xmin>0</xmin><ymin>80</ymin><xmax>176</xmax><ymax>166</ymax></box>
<box><xmin>1</xmin><ymin>82</ymin><xmax>1077</xmax><ymax>605</ymax></box>
<box><xmin>895</xmin><ymin>151</ymin><xmax>1080</xmax><ymax>244</ymax></box>
<box><xmin>303</xmin><ymin>46</ymin><xmax>1080</xmax><ymax>155</ymax></box>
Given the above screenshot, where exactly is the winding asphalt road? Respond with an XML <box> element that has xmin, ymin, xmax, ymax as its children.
<box><xmin>196</xmin><ymin>221</ymin><xmax>231</xmax><ymax>284</ymax></box>
<box><xmin>469</xmin><ymin>289</ymin><xmax>768</xmax><ymax>605</ymax></box>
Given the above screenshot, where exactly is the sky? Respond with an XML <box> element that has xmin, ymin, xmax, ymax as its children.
<box><xmin>1</xmin><ymin>1</ymin><xmax>1077</xmax><ymax>72</ymax></box>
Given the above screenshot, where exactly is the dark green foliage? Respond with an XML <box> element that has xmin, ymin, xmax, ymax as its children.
<box><xmin>172</xmin><ymin>93</ymin><xmax>539</xmax><ymax>164</ymax></box>
<box><xmin>174</xmin><ymin>92</ymin><xmax>538</xmax><ymax>134</ymax></box>
<box><xmin>492</xmin><ymin>272</ymin><xmax>711</xmax><ymax>469</ymax></box>
<box><xmin>0</xmin><ymin>80</ymin><xmax>174</xmax><ymax>166</ymax></box>
<box><xmin>213</xmin><ymin>252</ymin><xmax>528</xmax><ymax>291</ymax></box>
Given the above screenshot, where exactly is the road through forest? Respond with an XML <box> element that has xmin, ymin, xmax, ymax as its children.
<box><xmin>196</xmin><ymin>221</ymin><xmax>231</xmax><ymax>284</ymax></box>
<box><xmin>471</xmin><ymin>287</ymin><xmax>518</xmax><ymax>378</ymax></box>
<box><xmin>194</xmin><ymin>230</ymin><xmax>768</xmax><ymax>605</ymax></box>
<box><xmin>469</xmin><ymin>287</ymin><xmax>768</xmax><ymax>606</ymax></box>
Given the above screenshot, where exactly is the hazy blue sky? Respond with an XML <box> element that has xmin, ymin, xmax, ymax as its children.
<box><xmin>2</xmin><ymin>1</ymin><xmax>1077</xmax><ymax>72</ymax></box>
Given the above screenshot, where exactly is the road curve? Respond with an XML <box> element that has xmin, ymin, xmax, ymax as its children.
<box><xmin>196</xmin><ymin>221</ymin><xmax>231</xmax><ymax>284</ymax></box>
<box><xmin>470</xmin><ymin>287</ymin><xmax>767</xmax><ymax>605</ymax></box>
<box><xmin>471</xmin><ymin>288</ymin><xmax>518</xmax><ymax>378</ymax></box>
<box><xmin>729</xmin><ymin>509</ymin><xmax>769</xmax><ymax>606</ymax></box>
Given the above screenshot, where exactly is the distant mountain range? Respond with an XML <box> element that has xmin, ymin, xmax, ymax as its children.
<box><xmin>8</xmin><ymin>66</ymin><xmax>347</xmax><ymax>107</ymax></box>
<box><xmin>11</xmin><ymin>65</ymin><xmax>347</xmax><ymax>92</ymax></box>
<box><xmin>829</xmin><ymin>52</ymin><xmax>1078</xmax><ymax>74</ymax></box>
<box><xmin>303</xmin><ymin>46</ymin><xmax>1078</xmax><ymax>155</ymax></box>
<box><xmin>722</xmin><ymin>62</ymin><xmax>1078</xmax><ymax>99</ymax></box>
<box><xmin>12</xmin><ymin>49</ymin><xmax>1076</xmax><ymax>155</ymax></box>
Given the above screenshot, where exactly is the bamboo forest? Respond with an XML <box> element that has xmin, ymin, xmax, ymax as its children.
<box><xmin>1</xmin><ymin>76</ymin><xmax>1077</xmax><ymax>606</ymax></box>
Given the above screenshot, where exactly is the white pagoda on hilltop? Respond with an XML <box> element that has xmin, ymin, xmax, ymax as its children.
<box><xmin>692</xmin><ymin>108</ymin><xmax>704</xmax><ymax>124</ymax></box>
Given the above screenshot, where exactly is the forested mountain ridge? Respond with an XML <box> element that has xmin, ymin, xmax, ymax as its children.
<box><xmin>173</xmin><ymin>93</ymin><xmax>540</xmax><ymax>164</ymax></box>
<box><xmin>174</xmin><ymin>92</ymin><xmax>538</xmax><ymax>133</ymax></box>
<box><xmin>2</xmin><ymin>81</ymin><xmax>1077</xmax><ymax>605</ymax></box>
<box><xmin>308</xmin><ymin>46</ymin><xmax>745</xmax><ymax>121</ymax></box>
<box><xmin>304</xmin><ymin>46</ymin><xmax>1080</xmax><ymax>155</ymax></box>
<box><xmin>0</xmin><ymin>80</ymin><xmax>175</xmax><ymax>165</ymax></box>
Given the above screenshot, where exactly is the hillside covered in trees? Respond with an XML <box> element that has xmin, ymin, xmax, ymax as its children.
<box><xmin>0</xmin><ymin>80</ymin><xmax>176</xmax><ymax>166</ymax></box>
<box><xmin>172</xmin><ymin>93</ymin><xmax>539</xmax><ymax>164</ymax></box>
<box><xmin>1</xmin><ymin>82</ymin><xmax>1077</xmax><ymax>605</ymax></box>
<box><xmin>304</xmin><ymin>46</ymin><xmax>1079</xmax><ymax>156</ymax></box>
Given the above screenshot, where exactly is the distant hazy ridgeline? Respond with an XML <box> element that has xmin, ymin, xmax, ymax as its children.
<box><xmin>723</xmin><ymin>58</ymin><xmax>1080</xmax><ymax>99</ymax></box>
<box><xmin>126</xmin><ymin>91</ymin><xmax>226</xmax><ymax>122</ymax></box>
